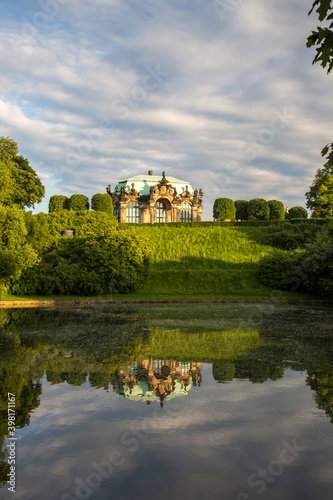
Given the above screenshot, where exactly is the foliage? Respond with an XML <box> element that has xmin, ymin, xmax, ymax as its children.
<box><xmin>68</xmin><ymin>194</ymin><xmax>89</xmax><ymax>211</ymax></box>
<box><xmin>264</xmin><ymin>221</ymin><xmax>322</xmax><ymax>250</ymax></box>
<box><xmin>0</xmin><ymin>137</ymin><xmax>45</xmax><ymax>208</ymax></box>
<box><xmin>268</xmin><ymin>200</ymin><xmax>285</xmax><ymax>221</ymax></box>
<box><xmin>11</xmin><ymin>155</ymin><xmax>45</xmax><ymax>208</ymax></box>
<box><xmin>91</xmin><ymin>193</ymin><xmax>114</xmax><ymax>214</ymax></box>
<box><xmin>48</xmin><ymin>195</ymin><xmax>69</xmax><ymax>212</ymax></box>
<box><xmin>11</xmin><ymin>228</ymin><xmax>150</xmax><ymax>296</ymax></box>
<box><xmin>213</xmin><ymin>197</ymin><xmax>236</xmax><ymax>220</ymax></box>
<box><xmin>234</xmin><ymin>200</ymin><xmax>249</xmax><ymax>221</ymax></box>
<box><xmin>307</xmin><ymin>0</ymin><xmax>333</xmax><ymax>73</ymax></box>
<box><xmin>257</xmin><ymin>252</ymin><xmax>304</xmax><ymax>291</ymax></box>
<box><xmin>248</xmin><ymin>198</ymin><xmax>270</xmax><ymax>221</ymax></box>
<box><xmin>306</xmin><ymin>145</ymin><xmax>333</xmax><ymax>218</ymax></box>
<box><xmin>289</xmin><ymin>206</ymin><xmax>308</xmax><ymax>219</ymax></box>
<box><xmin>0</xmin><ymin>205</ymin><xmax>39</xmax><ymax>297</ymax></box>
<box><xmin>258</xmin><ymin>223</ymin><xmax>333</xmax><ymax>298</ymax></box>
<box><xmin>0</xmin><ymin>136</ymin><xmax>17</xmax><ymax>206</ymax></box>
<box><xmin>23</xmin><ymin>210</ymin><xmax>117</xmax><ymax>255</ymax></box>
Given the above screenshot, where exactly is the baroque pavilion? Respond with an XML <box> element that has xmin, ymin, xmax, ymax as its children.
<box><xmin>106</xmin><ymin>170</ymin><xmax>203</xmax><ymax>223</ymax></box>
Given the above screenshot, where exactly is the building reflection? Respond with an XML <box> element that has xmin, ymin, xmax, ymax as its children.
<box><xmin>111</xmin><ymin>359</ymin><xmax>202</xmax><ymax>406</ymax></box>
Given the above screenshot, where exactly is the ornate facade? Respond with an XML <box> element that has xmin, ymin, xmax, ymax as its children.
<box><xmin>107</xmin><ymin>171</ymin><xmax>203</xmax><ymax>223</ymax></box>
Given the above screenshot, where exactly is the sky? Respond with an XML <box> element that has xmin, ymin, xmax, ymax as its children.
<box><xmin>0</xmin><ymin>0</ymin><xmax>332</xmax><ymax>220</ymax></box>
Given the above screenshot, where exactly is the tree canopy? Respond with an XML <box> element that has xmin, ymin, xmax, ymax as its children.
<box><xmin>0</xmin><ymin>136</ymin><xmax>45</xmax><ymax>209</ymax></box>
<box><xmin>307</xmin><ymin>0</ymin><xmax>333</xmax><ymax>73</ymax></box>
<box><xmin>306</xmin><ymin>145</ymin><xmax>333</xmax><ymax>217</ymax></box>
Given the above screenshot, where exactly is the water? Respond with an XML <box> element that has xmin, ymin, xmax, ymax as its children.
<box><xmin>0</xmin><ymin>304</ymin><xmax>333</xmax><ymax>500</ymax></box>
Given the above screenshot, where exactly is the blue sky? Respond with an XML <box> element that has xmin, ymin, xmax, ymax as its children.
<box><xmin>0</xmin><ymin>0</ymin><xmax>332</xmax><ymax>219</ymax></box>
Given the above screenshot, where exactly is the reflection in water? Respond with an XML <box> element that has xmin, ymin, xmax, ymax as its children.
<box><xmin>1</xmin><ymin>305</ymin><xmax>333</xmax><ymax>498</ymax></box>
<box><xmin>112</xmin><ymin>360</ymin><xmax>202</xmax><ymax>406</ymax></box>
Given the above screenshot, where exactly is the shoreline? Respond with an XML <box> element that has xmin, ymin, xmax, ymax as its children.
<box><xmin>1</xmin><ymin>297</ymin><xmax>332</xmax><ymax>308</ymax></box>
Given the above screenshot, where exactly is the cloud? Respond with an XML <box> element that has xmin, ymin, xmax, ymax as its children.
<box><xmin>0</xmin><ymin>0</ymin><xmax>332</xmax><ymax>217</ymax></box>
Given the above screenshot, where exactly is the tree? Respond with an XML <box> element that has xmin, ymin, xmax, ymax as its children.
<box><xmin>0</xmin><ymin>137</ymin><xmax>45</xmax><ymax>209</ymax></box>
<box><xmin>48</xmin><ymin>195</ymin><xmax>69</xmax><ymax>212</ymax></box>
<box><xmin>68</xmin><ymin>194</ymin><xmax>89</xmax><ymax>211</ymax></box>
<box><xmin>11</xmin><ymin>156</ymin><xmax>45</xmax><ymax>208</ymax></box>
<box><xmin>234</xmin><ymin>200</ymin><xmax>249</xmax><ymax>221</ymax></box>
<box><xmin>248</xmin><ymin>199</ymin><xmax>269</xmax><ymax>221</ymax></box>
<box><xmin>0</xmin><ymin>136</ymin><xmax>17</xmax><ymax>206</ymax></box>
<box><xmin>307</xmin><ymin>0</ymin><xmax>333</xmax><ymax>73</ymax></box>
<box><xmin>91</xmin><ymin>193</ymin><xmax>113</xmax><ymax>215</ymax></box>
<box><xmin>268</xmin><ymin>200</ymin><xmax>285</xmax><ymax>221</ymax></box>
<box><xmin>289</xmin><ymin>206</ymin><xmax>308</xmax><ymax>219</ymax></box>
<box><xmin>213</xmin><ymin>198</ymin><xmax>236</xmax><ymax>220</ymax></box>
<box><xmin>0</xmin><ymin>205</ymin><xmax>39</xmax><ymax>297</ymax></box>
<box><xmin>306</xmin><ymin>145</ymin><xmax>333</xmax><ymax>217</ymax></box>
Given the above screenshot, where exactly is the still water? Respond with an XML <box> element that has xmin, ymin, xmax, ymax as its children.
<box><xmin>0</xmin><ymin>303</ymin><xmax>333</xmax><ymax>500</ymax></box>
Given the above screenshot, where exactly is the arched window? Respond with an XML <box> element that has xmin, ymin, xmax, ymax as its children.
<box><xmin>126</xmin><ymin>201</ymin><xmax>139</xmax><ymax>223</ymax></box>
<box><xmin>180</xmin><ymin>203</ymin><xmax>192</xmax><ymax>221</ymax></box>
<box><xmin>113</xmin><ymin>201</ymin><xmax>120</xmax><ymax>222</ymax></box>
<box><xmin>155</xmin><ymin>201</ymin><xmax>167</xmax><ymax>223</ymax></box>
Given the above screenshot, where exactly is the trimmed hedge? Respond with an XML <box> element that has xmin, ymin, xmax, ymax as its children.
<box><xmin>268</xmin><ymin>200</ymin><xmax>285</xmax><ymax>221</ymax></box>
<box><xmin>68</xmin><ymin>194</ymin><xmax>89</xmax><ymax>211</ymax></box>
<box><xmin>289</xmin><ymin>206</ymin><xmax>308</xmax><ymax>219</ymax></box>
<box><xmin>91</xmin><ymin>193</ymin><xmax>113</xmax><ymax>214</ymax></box>
<box><xmin>48</xmin><ymin>195</ymin><xmax>69</xmax><ymax>213</ymax></box>
<box><xmin>213</xmin><ymin>197</ymin><xmax>236</xmax><ymax>220</ymax></box>
<box><xmin>248</xmin><ymin>198</ymin><xmax>270</xmax><ymax>221</ymax></box>
<box><xmin>234</xmin><ymin>200</ymin><xmax>249</xmax><ymax>221</ymax></box>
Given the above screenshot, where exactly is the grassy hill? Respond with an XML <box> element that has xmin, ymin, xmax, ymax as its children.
<box><xmin>128</xmin><ymin>224</ymin><xmax>286</xmax><ymax>298</ymax></box>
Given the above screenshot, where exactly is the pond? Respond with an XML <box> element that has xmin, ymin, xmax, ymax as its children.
<box><xmin>0</xmin><ymin>303</ymin><xmax>333</xmax><ymax>500</ymax></box>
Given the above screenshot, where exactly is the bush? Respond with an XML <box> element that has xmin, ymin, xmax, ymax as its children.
<box><xmin>68</xmin><ymin>194</ymin><xmax>89</xmax><ymax>211</ymax></box>
<box><xmin>248</xmin><ymin>199</ymin><xmax>270</xmax><ymax>221</ymax></box>
<box><xmin>0</xmin><ymin>205</ymin><xmax>39</xmax><ymax>297</ymax></box>
<box><xmin>48</xmin><ymin>195</ymin><xmax>68</xmax><ymax>212</ymax></box>
<box><xmin>265</xmin><ymin>221</ymin><xmax>322</xmax><ymax>250</ymax></box>
<box><xmin>257</xmin><ymin>252</ymin><xmax>304</xmax><ymax>291</ymax></box>
<box><xmin>91</xmin><ymin>193</ymin><xmax>113</xmax><ymax>214</ymax></box>
<box><xmin>268</xmin><ymin>200</ymin><xmax>285</xmax><ymax>221</ymax></box>
<box><xmin>289</xmin><ymin>206</ymin><xmax>308</xmax><ymax>219</ymax></box>
<box><xmin>234</xmin><ymin>200</ymin><xmax>249</xmax><ymax>221</ymax></box>
<box><xmin>213</xmin><ymin>198</ymin><xmax>236</xmax><ymax>221</ymax></box>
<box><xmin>11</xmin><ymin>227</ymin><xmax>150</xmax><ymax>296</ymax></box>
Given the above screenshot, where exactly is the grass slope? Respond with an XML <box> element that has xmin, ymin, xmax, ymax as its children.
<box><xmin>128</xmin><ymin>225</ymin><xmax>286</xmax><ymax>297</ymax></box>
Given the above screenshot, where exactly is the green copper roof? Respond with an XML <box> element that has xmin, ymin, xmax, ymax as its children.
<box><xmin>116</xmin><ymin>173</ymin><xmax>194</xmax><ymax>196</ymax></box>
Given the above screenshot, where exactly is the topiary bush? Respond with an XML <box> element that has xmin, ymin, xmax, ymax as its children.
<box><xmin>91</xmin><ymin>193</ymin><xmax>113</xmax><ymax>214</ymax></box>
<box><xmin>213</xmin><ymin>198</ymin><xmax>236</xmax><ymax>220</ymax></box>
<box><xmin>48</xmin><ymin>195</ymin><xmax>69</xmax><ymax>213</ymax></box>
<box><xmin>248</xmin><ymin>198</ymin><xmax>270</xmax><ymax>221</ymax></box>
<box><xmin>68</xmin><ymin>194</ymin><xmax>89</xmax><ymax>211</ymax></box>
<box><xmin>234</xmin><ymin>200</ymin><xmax>249</xmax><ymax>221</ymax></box>
<box><xmin>289</xmin><ymin>206</ymin><xmax>308</xmax><ymax>219</ymax></box>
<box><xmin>268</xmin><ymin>200</ymin><xmax>285</xmax><ymax>221</ymax></box>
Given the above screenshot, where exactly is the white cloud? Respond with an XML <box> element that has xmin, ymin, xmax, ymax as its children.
<box><xmin>0</xmin><ymin>0</ymin><xmax>332</xmax><ymax>218</ymax></box>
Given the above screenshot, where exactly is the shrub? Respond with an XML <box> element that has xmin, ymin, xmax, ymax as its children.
<box><xmin>257</xmin><ymin>252</ymin><xmax>304</xmax><ymax>291</ymax></box>
<box><xmin>68</xmin><ymin>194</ymin><xmax>89</xmax><ymax>211</ymax></box>
<box><xmin>48</xmin><ymin>195</ymin><xmax>69</xmax><ymax>212</ymax></box>
<box><xmin>234</xmin><ymin>200</ymin><xmax>249</xmax><ymax>221</ymax></box>
<box><xmin>248</xmin><ymin>199</ymin><xmax>270</xmax><ymax>221</ymax></box>
<box><xmin>268</xmin><ymin>200</ymin><xmax>285</xmax><ymax>221</ymax></box>
<box><xmin>11</xmin><ymin>227</ymin><xmax>150</xmax><ymax>296</ymax></box>
<box><xmin>213</xmin><ymin>198</ymin><xmax>236</xmax><ymax>221</ymax></box>
<box><xmin>0</xmin><ymin>205</ymin><xmax>39</xmax><ymax>297</ymax></box>
<box><xmin>91</xmin><ymin>193</ymin><xmax>113</xmax><ymax>214</ymax></box>
<box><xmin>289</xmin><ymin>206</ymin><xmax>308</xmax><ymax>219</ymax></box>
